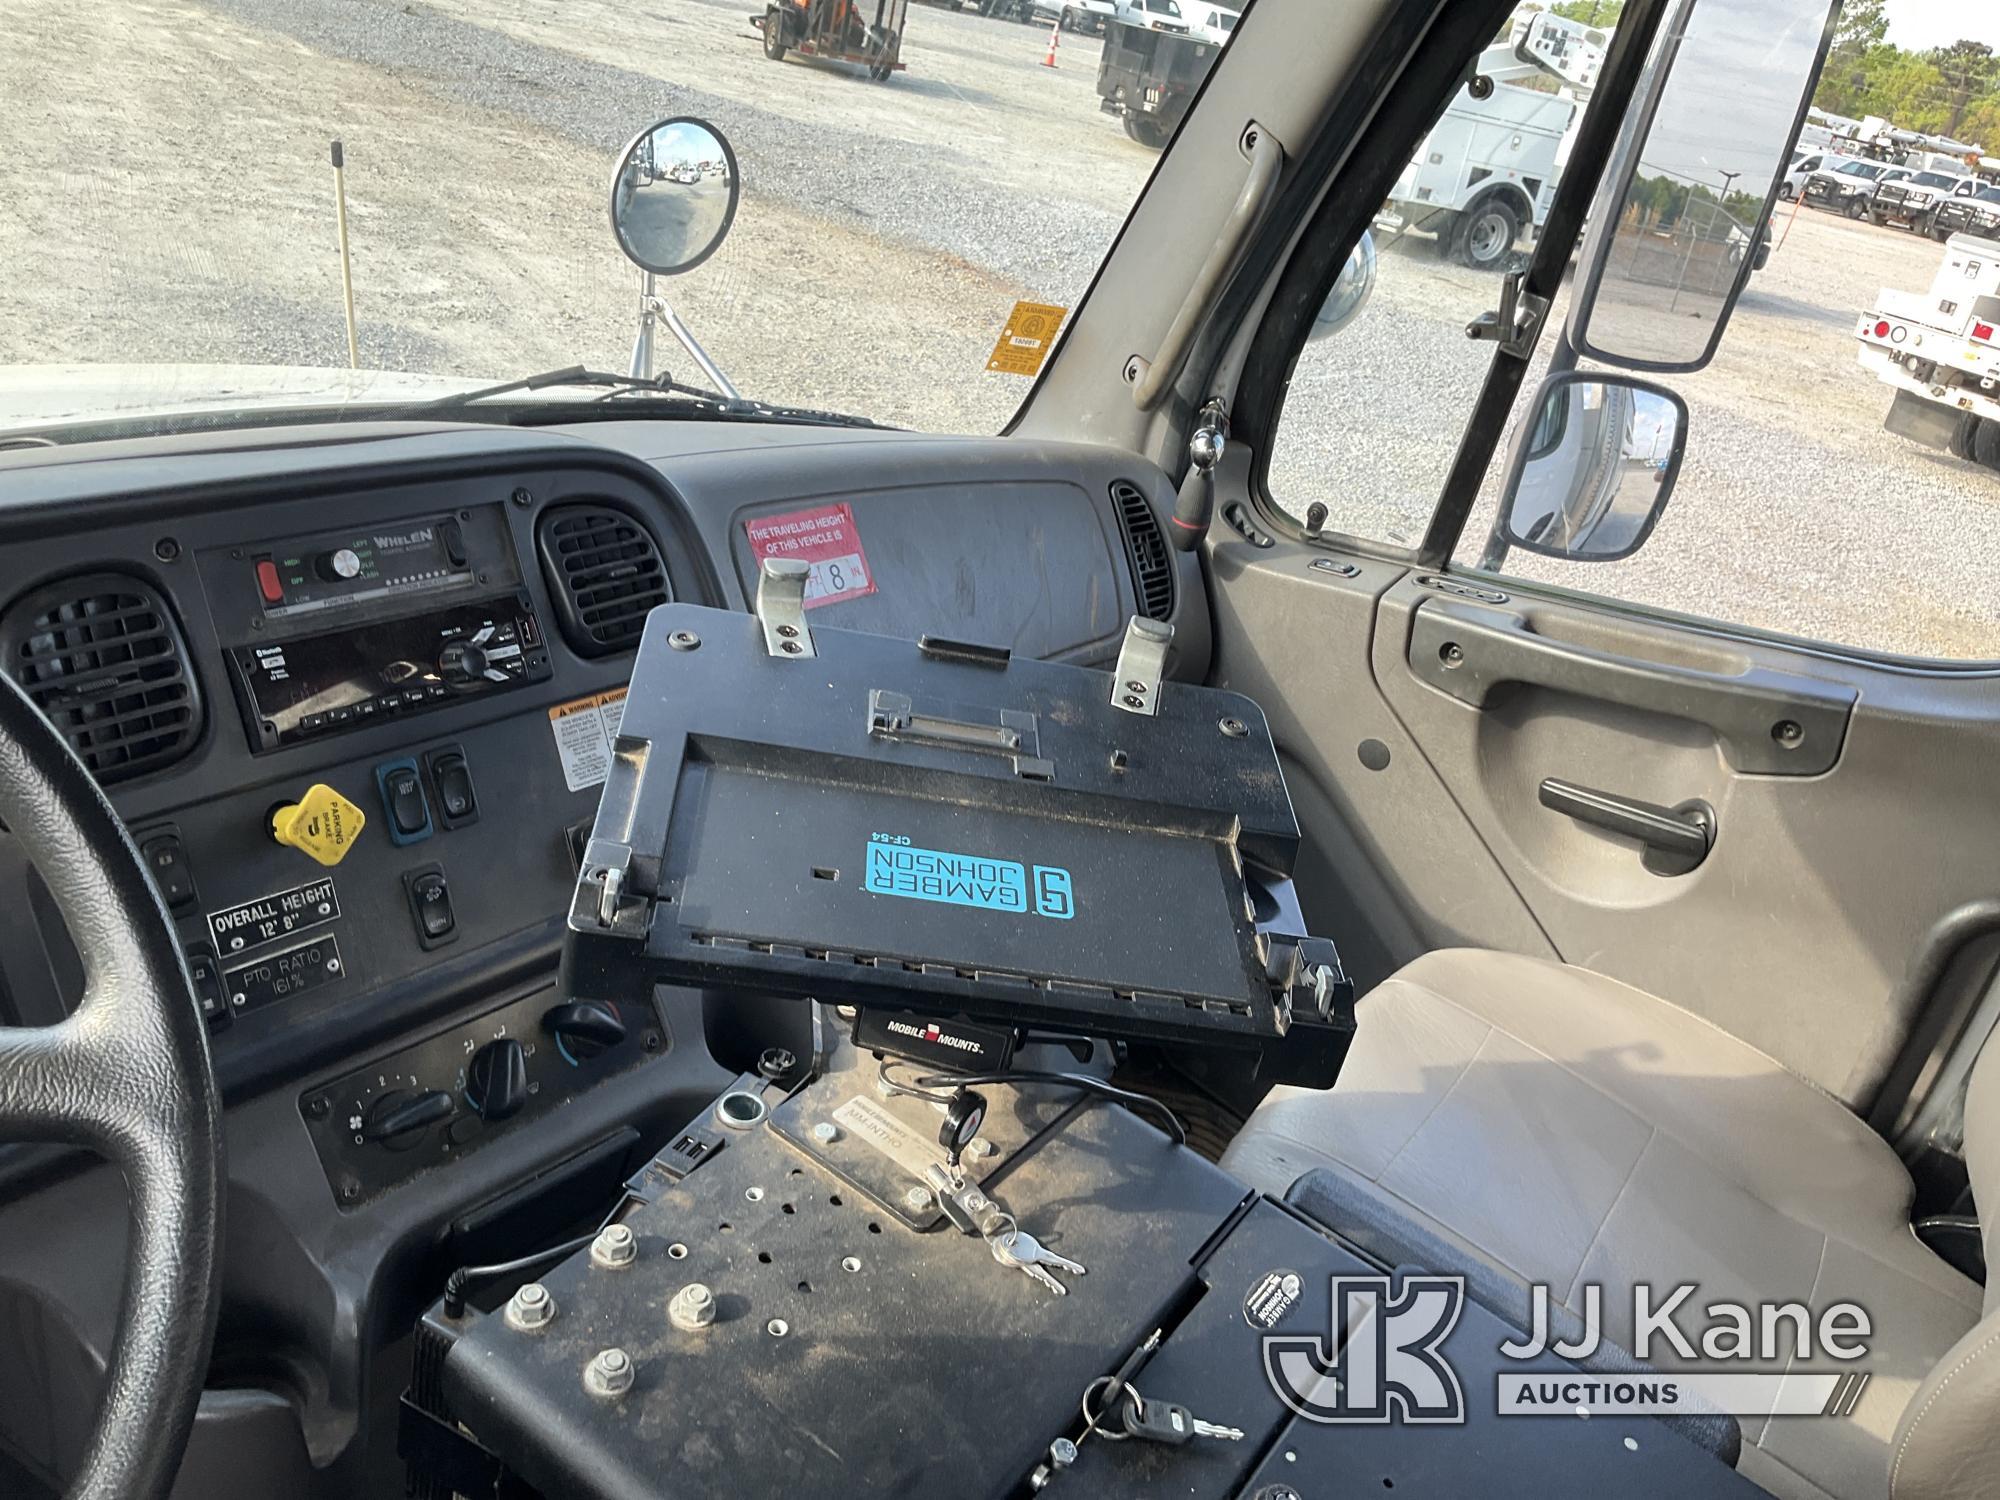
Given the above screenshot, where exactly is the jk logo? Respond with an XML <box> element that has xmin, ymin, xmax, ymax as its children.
<box><xmin>1262</xmin><ymin>1275</ymin><xmax>1467</xmax><ymax>1424</ymax></box>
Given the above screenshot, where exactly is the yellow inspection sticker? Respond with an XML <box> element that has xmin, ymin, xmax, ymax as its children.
<box><xmin>986</xmin><ymin>301</ymin><xmax>1068</xmax><ymax>377</ymax></box>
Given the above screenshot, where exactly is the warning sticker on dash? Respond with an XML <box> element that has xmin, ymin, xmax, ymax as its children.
<box><xmin>743</xmin><ymin>501</ymin><xmax>877</xmax><ymax>609</ymax></box>
<box><xmin>547</xmin><ymin>687</ymin><xmax>628</xmax><ymax>792</ymax></box>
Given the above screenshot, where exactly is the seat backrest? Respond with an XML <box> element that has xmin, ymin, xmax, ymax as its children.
<box><xmin>1889</xmin><ymin>1037</ymin><xmax>2000</xmax><ymax>1498</ymax></box>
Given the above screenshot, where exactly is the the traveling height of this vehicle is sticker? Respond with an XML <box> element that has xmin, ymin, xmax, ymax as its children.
<box><xmin>863</xmin><ymin>833</ymin><xmax>1073</xmax><ymax>919</ymax></box>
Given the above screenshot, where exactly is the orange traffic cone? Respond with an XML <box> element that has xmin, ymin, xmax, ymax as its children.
<box><xmin>1042</xmin><ymin>17</ymin><xmax>1059</xmax><ymax>67</ymax></box>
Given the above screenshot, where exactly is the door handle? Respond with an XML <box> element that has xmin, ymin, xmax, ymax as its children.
<box><xmin>1408</xmin><ymin>600</ymin><xmax>1854</xmax><ymax>776</ymax></box>
<box><xmin>1538</xmin><ymin>778</ymin><xmax>1714</xmax><ymax>870</ymax></box>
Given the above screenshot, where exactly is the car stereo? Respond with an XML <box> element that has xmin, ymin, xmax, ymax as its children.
<box><xmin>200</xmin><ymin>505</ymin><xmax>552</xmax><ymax>751</ymax></box>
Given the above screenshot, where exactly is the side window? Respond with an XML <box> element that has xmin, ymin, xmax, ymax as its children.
<box><xmin>1442</xmin><ymin>183</ymin><xmax>2000</xmax><ymax>662</ymax></box>
<box><xmin>1264</xmin><ymin>12</ymin><xmax>1600</xmax><ymax>549</ymax></box>
<box><xmin>1265</xmin><ymin>8</ymin><xmax>2000</xmax><ymax>663</ymax></box>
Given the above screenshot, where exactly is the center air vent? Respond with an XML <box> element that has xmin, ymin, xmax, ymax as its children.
<box><xmin>535</xmin><ymin>504</ymin><xmax>671</xmax><ymax>658</ymax></box>
<box><xmin>0</xmin><ymin>573</ymin><xmax>203</xmax><ymax>784</ymax></box>
<box><xmin>1111</xmin><ymin>480</ymin><xmax>1175</xmax><ymax>620</ymax></box>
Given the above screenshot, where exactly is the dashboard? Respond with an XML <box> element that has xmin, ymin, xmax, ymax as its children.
<box><xmin>0</xmin><ymin>418</ymin><xmax>1202</xmax><ymax>1201</ymax></box>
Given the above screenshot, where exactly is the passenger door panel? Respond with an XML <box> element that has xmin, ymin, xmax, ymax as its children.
<box><xmin>1210</xmin><ymin>536</ymin><xmax>2000</xmax><ymax>1109</ymax></box>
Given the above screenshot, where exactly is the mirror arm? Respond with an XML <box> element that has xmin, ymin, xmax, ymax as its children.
<box><xmin>630</xmin><ymin>271</ymin><xmax>742</xmax><ymax>403</ymax></box>
<box><xmin>1465</xmin><ymin>268</ymin><xmax>1550</xmax><ymax>360</ymax></box>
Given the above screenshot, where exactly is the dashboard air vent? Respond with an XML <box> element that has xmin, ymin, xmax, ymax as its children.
<box><xmin>1111</xmin><ymin>480</ymin><xmax>1175</xmax><ymax>620</ymax></box>
<box><xmin>0</xmin><ymin>574</ymin><xmax>203</xmax><ymax>784</ymax></box>
<box><xmin>535</xmin><ymin>504</ymin><xmax>670</xmax><ymax>658</ymax></box>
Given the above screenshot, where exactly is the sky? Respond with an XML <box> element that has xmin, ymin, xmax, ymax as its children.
<box><xmin>1885</xmin><ymin>0</ymin><xmax>2000</xmax><ymax>51</ymax></box>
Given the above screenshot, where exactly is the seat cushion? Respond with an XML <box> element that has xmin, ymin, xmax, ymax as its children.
<box><xmin>1220</xmin><ymin>949</ymin><xmax>1983</xmax><ymax>1500</ymax></box>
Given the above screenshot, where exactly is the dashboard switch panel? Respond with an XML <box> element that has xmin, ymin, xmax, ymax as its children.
<box><xmin>425</xmin><ymin>745</ymin><xmax>479</xmax><ymax>827</ymax></box>
<box><xmin>404</xmin><ymin>864</ymin><xmax>457</xmax><ymax>948</ymax></box>
<box><xmin>139</xmin><ymin>827</ymin><xmax>198</xmax><ymax>912</ymax></box>
<box><xmin>377</xmin><ymin>758</ymin><xmax>433</xmax><ymax>845</ymax></box>
<box><xmin>299</xmin><ymin>988</ymin><xmax>663</xmax><ymax>1207</ymax></box>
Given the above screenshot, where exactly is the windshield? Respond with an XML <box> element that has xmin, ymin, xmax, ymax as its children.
<box><xmin>1911</xmin><ymin>172</ymin><xmax>1959</xmax><ymax>188</ymax></box>
<box><xmin>1838</xmin><ymin>162</ymin><xmax>1883</xmax><ymax>178</ymax></box>
<box><xmin>1</xmin><ymin>0</ymin><xmax>1191</xmax><ymax>436</ymax></box>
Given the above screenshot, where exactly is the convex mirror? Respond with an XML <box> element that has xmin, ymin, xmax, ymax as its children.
<box><xmin>1496</xmin><ymin>373</ymin><xmax>1688</xmax><ymax>561</ymax></box>
<box><xmin>610</xmin><ymin>118</ymin><xmax>740</xmax><ymax>276</ymax></box>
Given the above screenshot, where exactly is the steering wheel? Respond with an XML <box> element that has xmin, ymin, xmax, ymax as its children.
<box><xmin>0</xmin><ymin>670</ymin><xmax>223</xmax><ymax>1500</ymax></box>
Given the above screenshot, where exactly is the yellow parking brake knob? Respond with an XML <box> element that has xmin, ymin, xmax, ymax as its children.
<box><xmin>271</xmin><ymin>783</ymin><xmax>366</xmax><ymax>866</ymax></box>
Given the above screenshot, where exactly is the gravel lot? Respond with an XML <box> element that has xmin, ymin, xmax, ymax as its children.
<box><xmin>4</xmin><ymin>0</ymin><xmax>1997</xmax><ymax>656</ymax></box>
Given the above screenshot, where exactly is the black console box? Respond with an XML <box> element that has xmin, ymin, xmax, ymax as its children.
<box><xmin>560</xmin><ymin>604</ymin><xmax>1352</xmax><ymax>1085</ymax></box>
<box><xmin>403</xmin><ymin>1038</ymin><xmax>1763</xmax><ymax>1500</ymax></box>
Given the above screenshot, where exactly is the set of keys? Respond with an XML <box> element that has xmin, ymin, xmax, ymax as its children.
<box><xmin>1030</xmin><ymin>1366</ymin><xmax>1244</xmax><ymax>1489</ymax></box>
<box><xmin>989</xmin><ymin>1226</ymin><xmax>1087</xmax><ymax>1296</ymax></box>
<box><xmin>923</xmin><ymin>1161</ymin><xmax>1089</xmax><ymax>1297</ymax></box>
<box><xmin>1088</xmin><ymin>1375</ymin><xmax>1245</xmax><ymax>1446</ymax></box>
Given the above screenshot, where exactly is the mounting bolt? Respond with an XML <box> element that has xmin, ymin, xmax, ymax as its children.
<box><xmin>153</xmin><ymin>537</ymin><xmax>181</xmax><ymax>562</ymax></box>
<box><xmin>812</xmin><ymin>1121</ymin><xmax>840</xmax><ymax>1144</ymax></box>
<box><xmin>669</xmin><ymin>1282</ymin><xmax>717</xmax><ymax>1331</ymax></box>
<box><xmin>305</xmin><ymin>1095</ymin><xmax>330</xmax><ymax>1119</ymax></box>
<box><xmin>506</xmin><ymin>1282</ymin><xmax>555</xmax><ymax>1331</ymax></box>
<box><xmin>1219</xmin><ymin>717</ymin><xmax>1248</xmax><ymax>738</ymax></box>
<box><xmin>1439</xmin><ymin>642</ymin><xmax>1465</xmax><ymax>668</ymax></box>
<box><xmin>965</xmin><ymin>1136</ymin><xmax>995</xmax><ymax>1161</ymax></box>
<box><xmin>1772</xmin><ymin>718</ymin><xmax>1804</xmax><ymax>748</ymax></box>
<box><xmin>337</xmin><ymin>1175</ymin><xmax>362</xmax><ymax>1205</ymax></box>
<box><xmin>668</xmin><ymin>630</ymin><xmax>700</xmax><ymax>651</ymax></box>
<box><xmin>511</xmin><ymin>487</ymin><xmax>533</xmax><ymax>507</ymax></box>
<box><xmin>584</xmin><ymin>1347</ymin><xmax>635</xmax><ymax>1399</ymax></box>
<box><xmin>591</xmin><ymin>1223</ymin><xmax>638</xmax><ymax>1269</ymax></box>
<box><xmin>904</xmin><ymin>1185</ymin><xmax>935</xmax><ymax>1213</ymax></box>
<box><xmin>1049</xmin><ymin>1437</ymin><xmax>1079</xmax><ymax>1469</ymax></box>
<box><xmin>841</xmin><ymin>1255</ymin><xmax>862</xmax><ymax>1273</ymax></box>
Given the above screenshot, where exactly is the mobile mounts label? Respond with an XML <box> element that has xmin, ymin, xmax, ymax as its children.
<box><xmin>862</xmin><ymin>835</ymin><xmax>1074</xmax><ymax>919</ymax></box>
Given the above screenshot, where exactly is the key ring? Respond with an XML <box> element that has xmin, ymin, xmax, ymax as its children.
<box><xmin>1080</xmin><ymin>1375</ymin><xmax>1143</xmax><ymax>1442</ymax></box>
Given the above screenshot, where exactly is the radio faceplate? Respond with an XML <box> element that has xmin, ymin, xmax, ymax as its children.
<box><xmin>202</xmin><ymin>502</ymin><xmax>551</xmax><ymax>751</ymax></box>
<box><xmin>226</xmin><ymin>596</ymin><xmax>551</xmax><ymax>750</ymax></box>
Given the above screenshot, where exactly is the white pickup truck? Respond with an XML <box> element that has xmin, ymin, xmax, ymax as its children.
<box><xmin>1856</xmin><ymin>231</ymin><xmax>2000</xmax><ymax>468</ymax></box>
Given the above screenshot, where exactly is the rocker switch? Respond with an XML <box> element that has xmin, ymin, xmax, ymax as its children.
<box><xmin>405</xmin><ymin>867</ymin><xmax>457</xmax><ymax>947</ymax></box>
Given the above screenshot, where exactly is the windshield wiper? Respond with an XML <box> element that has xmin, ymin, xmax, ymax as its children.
<box><xmin>404</xmin><ymin>365</ymin><xmax>891</xmax><ymax>429</ymax></box>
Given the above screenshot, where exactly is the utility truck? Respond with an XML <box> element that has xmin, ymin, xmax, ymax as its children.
<box><xmin>1377</xmin><ymin>9</ymin><xmax>1608</xmax><ymax>268</ymax></box>
<box><xmin>1857</xmin><ymin>231</ymin><xmax>2000</xmax><ymax>470</ymax></box>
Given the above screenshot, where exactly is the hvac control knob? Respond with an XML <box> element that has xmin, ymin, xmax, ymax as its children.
<box><xmin>362</xmin><ymin>1087</ymin><xmax>454</xmax><ymax>1147</ymax></box>
<box><xmin>544</xmin><ymin>1001</ymin><xmax>626</xmax><ymax>1063</ymax></box>
<box><xmin>465</xmin><ymin>1038</ymin><xmax>530</xmax><ymax>1123</ymax></box>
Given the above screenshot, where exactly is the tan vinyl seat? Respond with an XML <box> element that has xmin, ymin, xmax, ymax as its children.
<box><xmin>1220</xmin><ymin>948</ymin><xmax>2000</xmax><ymax>1500</ymax></box>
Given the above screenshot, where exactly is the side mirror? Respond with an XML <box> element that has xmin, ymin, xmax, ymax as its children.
<box><xmin>1496</xmin><ymin>374</ymin><xmax>1687</xmax><ymax>562</ymax></box>
<box><xmin>1306</xmin><ymin>232</ymin><xmax>1377</xmax><ymax>343</ymax></box>
<box><xmin>609</xmin><ymin>118</ymin><xmax>740</xmax><ymax>276</ymax></box>
<box><xmin>1570</xmin><ymin>0</ymin><xmax>1838</xmax><ymax>372</ymax></box>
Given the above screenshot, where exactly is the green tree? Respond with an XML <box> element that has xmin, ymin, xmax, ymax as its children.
<box><xmin>1553</xmin><ymin>0</ymin><xmax>1622</xmax><ymax>22</ymax></box>
<box><xmin>1933</xmin><ymin>40</ymin><xmax>1997</xmax><ymax>137</ymax></box>
<box><xmin>1814</xmin><ymin>0</ymin><xmax>1889</xmax><ymax>116</ymax></box>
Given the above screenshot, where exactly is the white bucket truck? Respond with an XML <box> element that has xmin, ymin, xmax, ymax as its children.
<box><xmin>1378</xmin><ymin>9</ymin><xmax>1607</xmax><ymax>269</ymax></box>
